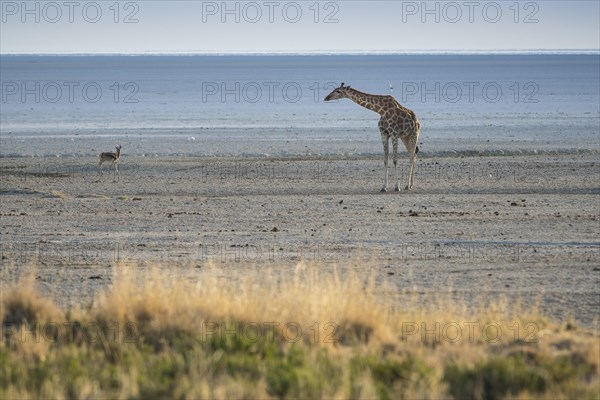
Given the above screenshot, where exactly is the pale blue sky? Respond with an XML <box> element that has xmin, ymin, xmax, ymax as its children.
<box><xmin>1</xmin><ymin>1</ymin><xmax>598</xmax><ymax>53</ymax></box>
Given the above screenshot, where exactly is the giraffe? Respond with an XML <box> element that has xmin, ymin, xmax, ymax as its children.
<box><xmin>324</xmin><ymin>83</ymin><xmax>421</xmax><ymax>192</ymax></box>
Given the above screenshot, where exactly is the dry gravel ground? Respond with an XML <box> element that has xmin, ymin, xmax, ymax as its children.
<box><xmin>1</xmin><ymin>153</ymin><xmax>599</xmax><ymax>326</ymax></box>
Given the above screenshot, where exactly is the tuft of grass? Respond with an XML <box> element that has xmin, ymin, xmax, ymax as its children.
<box><xmin>1</xmin><ymin>263</ymin><xmax>598</xmax><ymax>399</ymax></box>
<box><xmin>0</xmin><ymin>276</ymin><xmax>62</xmax><ymax>330</ymax></box>
<box><xmin>444</xmin><ymin>350</ymin><xmax>598</xmax><ymax>400</ymax></box>
<box><xmin>350</xmin><ymin>354</ymin><xmax>434</xmax><ymax>400</ymax></box>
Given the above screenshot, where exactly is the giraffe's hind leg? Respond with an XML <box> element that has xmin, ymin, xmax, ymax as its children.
<box><xmin>401</xmin><ymin>135</ymin><xmax>418</xmax><ymax>190</ymax></box>
<box><xmin>392</xmin><ymin>137</ymin><xmax>400</xmax><ymax>191</ymax></box>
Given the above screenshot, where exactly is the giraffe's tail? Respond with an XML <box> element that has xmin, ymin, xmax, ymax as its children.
<box><xmin>415</xmin><ymin>119</ymin><xmax>421</xmax><ymax>155</ymax></box>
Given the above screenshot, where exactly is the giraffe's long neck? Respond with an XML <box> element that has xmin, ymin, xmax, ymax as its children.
<box><xmin>344</xmin><ymin>88</ymin><xmax>387</xmax><ymax>115</ymax></box>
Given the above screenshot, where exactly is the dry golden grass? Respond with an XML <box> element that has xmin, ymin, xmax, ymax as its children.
<box><xmin>91</xmin><ymin>264</ymin><xmax>401</xmax><ymax>345</ymax></box>
<box><xmin>1</xmin><ymin>262</ymin><xmax>598</xmax><ymax>399</ymax></box>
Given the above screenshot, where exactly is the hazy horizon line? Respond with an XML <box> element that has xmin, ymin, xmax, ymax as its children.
<box><xmin>2</xmin><ymin>49</ymin><xmax>599</xmax><ymax>56</ymax></box>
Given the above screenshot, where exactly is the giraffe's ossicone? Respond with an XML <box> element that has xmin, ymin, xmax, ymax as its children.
<box><xmin>325</xmin><ymin>83</ymin><xmax>421</xmax><ymax>191</ymax></box>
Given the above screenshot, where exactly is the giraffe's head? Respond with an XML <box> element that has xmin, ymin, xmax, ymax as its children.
<box><xmin>324</xmin><ymin>82</ymin><xmax>352</xmax><ymax>102</ymax></box>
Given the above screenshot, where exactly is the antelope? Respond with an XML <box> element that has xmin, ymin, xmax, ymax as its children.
<box><xmin>98</xmin><ymin>145</ymin><xmax>122</xmax><ymax>176</ymax></box>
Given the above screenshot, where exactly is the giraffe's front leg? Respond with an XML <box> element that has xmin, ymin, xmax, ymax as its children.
<box><xmin>381</xmin><ymin>134</ymin><xmax>389</xmax><ymax>192</ymax></box>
